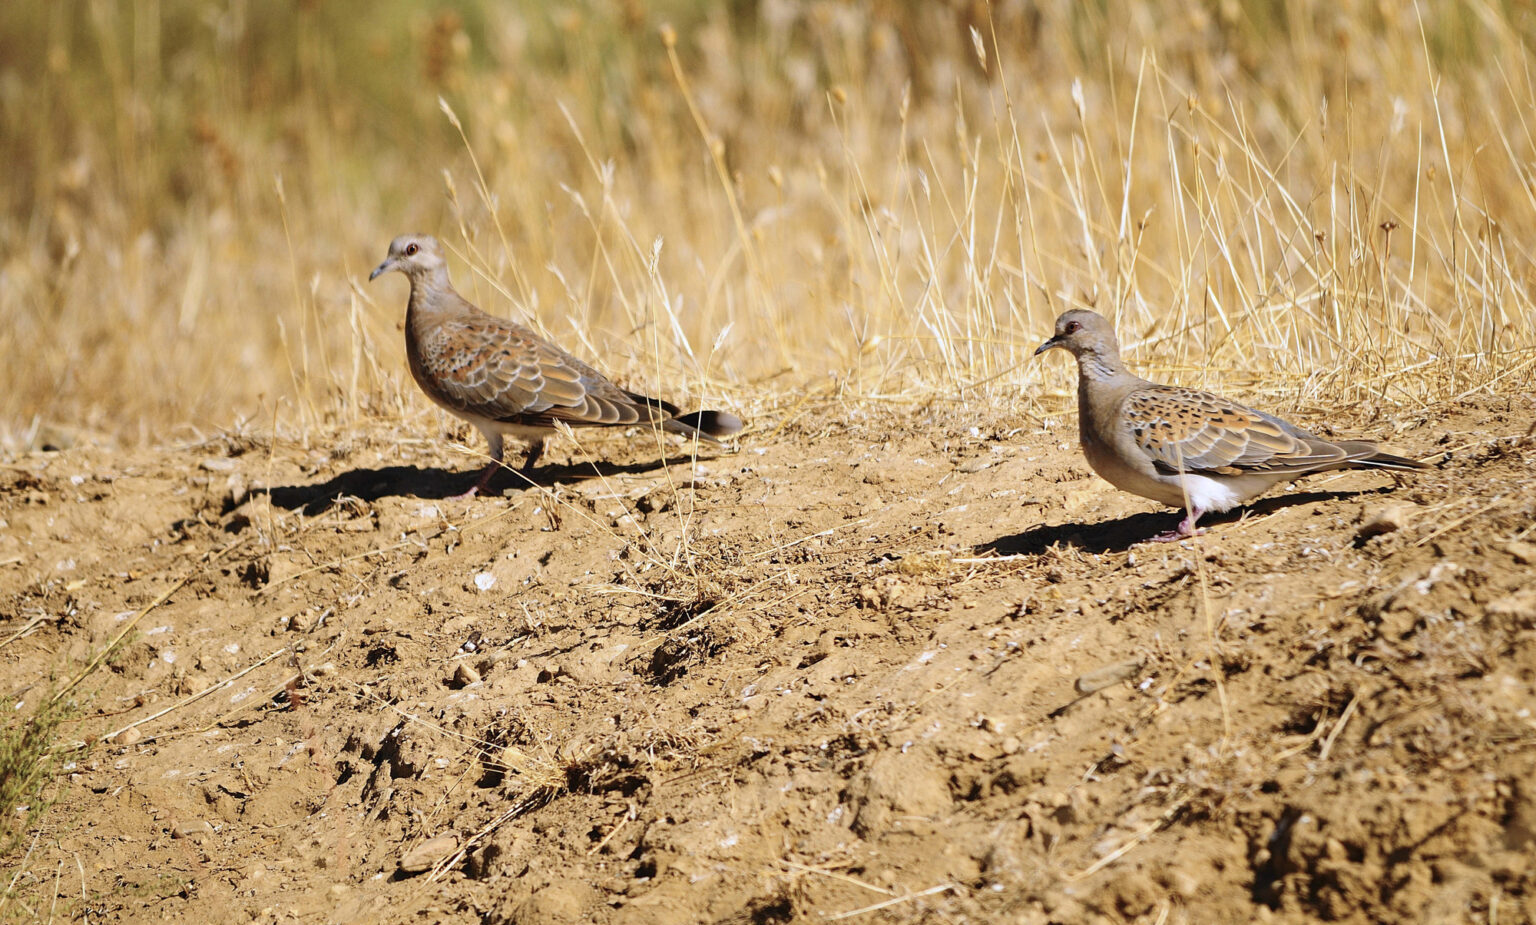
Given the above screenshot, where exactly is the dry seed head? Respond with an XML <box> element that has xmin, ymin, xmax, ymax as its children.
<box><xmin>970</xmin><ymin>26</ymin><xmax>987</xmax><ymax>73</ymax></box>
<box><xmin>438</xmin><ymin>96</ymin><xmax>462</xmax><ymax>130</ymax></box>
<box><xmin>831</xmin><ymin>86</ymin><xmax>847</xmax><ymax>105</ymax></box>
<box><xmin>659</xmin><ymin>23</ymin><xmax>676</xmax><ymax>48</ymax></box>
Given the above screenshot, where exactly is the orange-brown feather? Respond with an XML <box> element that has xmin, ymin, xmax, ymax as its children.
<box><xmin>1125</xmin><ymin>386</ymin><xmax>1366</xmax><ymax>475</ymax></box>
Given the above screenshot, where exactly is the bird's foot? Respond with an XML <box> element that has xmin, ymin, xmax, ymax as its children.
<box><xmin>1145</xmin><ymin>513</ymin><xmax>1205</xmax><ymax>543</ymax></box>
<box><xmin>451</xmin><ymin>462</ymin><xmax>503</xmax><ymax>500</ymax></box>
<box><xmin>1144</xmin><ymin>527</ymin><xmax>1204</xmax><ymax>543</ymax></box>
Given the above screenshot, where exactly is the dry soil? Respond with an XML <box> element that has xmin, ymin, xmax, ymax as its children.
<box><xmin>3</xmin><ymin>394</ymin><xmax>1535</xmax><ymax>924</ymax></box>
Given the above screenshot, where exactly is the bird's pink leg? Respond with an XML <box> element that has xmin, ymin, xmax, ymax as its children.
<box><xmin>450</xmin><ymin>437</ymin><xmax>506</xmax><ymax>500</ymax></box>
<box><xmin>518</xmin><ymin>439</ymin><xmax>545</xmax><ymax>475</ymax></box>
<box><xmin>452</xmin><ymin>439</ymin><xmax>543</xmax><ymax>499</ymax></box>
<box><xmin>1146</xmin><ymin>508</ymin><xmax>1206</xmax><ymax>543</ymax></box>
<box><xmin>450</xmin><ymin>461</ymin><xmax>501</xmax><ymax>500</ymax></box>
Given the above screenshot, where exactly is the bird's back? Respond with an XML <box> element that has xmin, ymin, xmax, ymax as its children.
<box><xmin>407</xmin><ymin>286</ymin><xmax>666</xmax><ymax>429</ymax></box>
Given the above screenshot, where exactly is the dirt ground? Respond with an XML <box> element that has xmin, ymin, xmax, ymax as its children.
<box><xmin>2</xmin><ymin>393</ymin><xmax>1535</xmax><ymax>924</ymax></box>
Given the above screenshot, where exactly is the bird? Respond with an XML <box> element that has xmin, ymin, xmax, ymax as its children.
<box><xmin>369</xmin><ymin>234</ymin><xmax>743</xmax><ymax>497</ymax></box>
<box><xmin>1033</xmin><ymin>309</ymin><xmax>1427</xmax><ymax>541</ymax></box>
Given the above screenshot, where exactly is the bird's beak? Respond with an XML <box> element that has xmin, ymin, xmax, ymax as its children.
<box><xmin>1033</xmin><ymin>336</ymin><xmax>1062</xmax><ymax>356</ymax></box>
<box><xmin>368</xmin><ymin>258</ymin><xmax>394</xmax><ymax>281</ymax></box>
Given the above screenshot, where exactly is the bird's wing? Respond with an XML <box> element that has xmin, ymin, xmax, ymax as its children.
<box><xmin>416</xmin><ymin>314</ymin><xmax>657</xmax><ymax>428</ymax></box>
<box><xmin>1121</xmin><ymin>385</ymin><xmax>1354</xmax><ymax>475</ymax></box>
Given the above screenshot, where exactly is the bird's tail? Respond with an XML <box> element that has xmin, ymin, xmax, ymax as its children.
<box><xmin>624</xmin><ymin>390</ymin><xmax>685</xmax><ymax>419</ymax></box>
<box><xmin>624</xmin><ymin>390</ymin><xmax>744</xmax><ymax>444</ymax></box>
<box><xmin>666</xmin><ymin>410</ymin><xmax>744</xmax><ymax>443</ymax></box>
<box><xmin>1338</xmin><ymin>442</ymin><xmax>1431</xmax><ymax>471</ymax></box>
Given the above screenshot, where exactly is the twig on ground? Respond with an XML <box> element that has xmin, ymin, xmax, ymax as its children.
<box><xmin>824</xmin><ymin>882</ymin><xmax>958</xmax><ymax>920</ymax></box>
<box><xmin>90</xmin><ymin>646</ymin><xmax>291</xmax><ymax>747</ymax></box>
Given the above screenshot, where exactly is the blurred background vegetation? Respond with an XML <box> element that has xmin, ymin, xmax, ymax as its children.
<box><xmin>3</xmin><ymin>0</ymin><xmax>1534</xmax><ymax>448</ymax></box>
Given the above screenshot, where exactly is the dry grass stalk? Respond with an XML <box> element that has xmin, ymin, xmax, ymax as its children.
<box><xmin>1</xmin><ymin>3</ymin><xmax>1532</xmax><ymax>452</ymax></box>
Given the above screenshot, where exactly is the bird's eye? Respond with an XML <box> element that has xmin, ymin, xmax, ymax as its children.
<box><xmin>1065</xmin><ymin>321</ymin><xmax>1081</xmax><ymax>334</ymax></box>
<box><xmin>404</xmin><ymin>243</ymin><xmax>419</xmax><ymax>257</ymax></box>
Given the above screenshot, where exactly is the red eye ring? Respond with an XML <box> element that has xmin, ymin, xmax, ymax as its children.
<box><xmin>404</xmin><ymin>243</ymin><xmax>419</xmax><ymax>257</ymax></box>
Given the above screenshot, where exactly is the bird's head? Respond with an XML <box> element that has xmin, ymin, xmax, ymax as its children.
<box><xmin>1034</xmin><ymin>309</ymin><xmax>1117</xmax><ymax>359</ymax></box>
<box><xmin>369</xmin><ymin>234</ymin><xmax>447</xmax><ymax>283</ymax></box>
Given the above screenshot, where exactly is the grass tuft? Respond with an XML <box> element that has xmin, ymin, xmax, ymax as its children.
<box><xmin>0</xmin><ymin>691</ymin><xmax>73</xmax><ymax>855</ymax></box>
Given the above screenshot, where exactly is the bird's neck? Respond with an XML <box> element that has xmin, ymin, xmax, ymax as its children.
<box><xmin>1075</xmin><ymin>349</ymin><xmax>1138</xmax><ymax>451</ymax></box>
<box><xmin>405</xmin><ymin>268</ymin><xmax>455</xmax><ymax>321</ymax></box>
<box><xmin>1075</xmin><ymin>350</ymin><xmax>1122</xmax><ymax>384</ymax></box>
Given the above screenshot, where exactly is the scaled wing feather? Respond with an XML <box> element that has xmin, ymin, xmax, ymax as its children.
<box><xmin>1124</xmin><ymin>386</ymin><xmax>1353</xmax><ymax>475</ymax></box>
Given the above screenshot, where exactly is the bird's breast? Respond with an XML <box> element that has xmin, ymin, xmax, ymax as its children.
<box><xmin>1077</xmin><ymin>390</ymin><xmax>1186</xmax><ymax>508</ymax></box>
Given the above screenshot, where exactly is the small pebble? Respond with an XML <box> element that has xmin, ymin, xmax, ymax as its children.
<box><xmin>171</xmin><ymin>819</ymin><xmax>211</xmax><ymax>839</ymax></box>
<box><xmin>398</xmin><ymin>835</ymin><xmax>458</xmax><ymax>875</ymax></box>
<box><xmin>1505</xmin><ymin>540</ymin><xmax>1536</xmax><ymax>565</ymax></box>
<box><xmin>1074</xmin><ymin>659</ymin><xmax>1142</xmax><ymax>695</ymax></box>
<box><xmin>1356</xmin><ymin>502</ymin><xmax>1417</xmax><ymax>540</ymax></box>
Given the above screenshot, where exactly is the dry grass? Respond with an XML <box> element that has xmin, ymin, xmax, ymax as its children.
<box><xmin>0</xmin><ymin>686</ymin><xmax>77</xmax><ymax>920</ymax></box>
<box><xmin>3</xmin><ymin>1</ymin><xmax>1534</xmax><ymax>453</ymax></box>
<box><xmin>0</xmin><ymin>694</ymin><xmax>71</xmax><ymax>856</ymax></box>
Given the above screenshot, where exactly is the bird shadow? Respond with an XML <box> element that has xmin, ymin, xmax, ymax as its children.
<box><xmin>267</xmin><ymin>456</ymin><xmax>707</xmax><ymax>515</ymax></box>
<box><xmin>977</xmin><ymin>487</ymin><xmax>1386</xmax><ymax>557</ymax></box>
